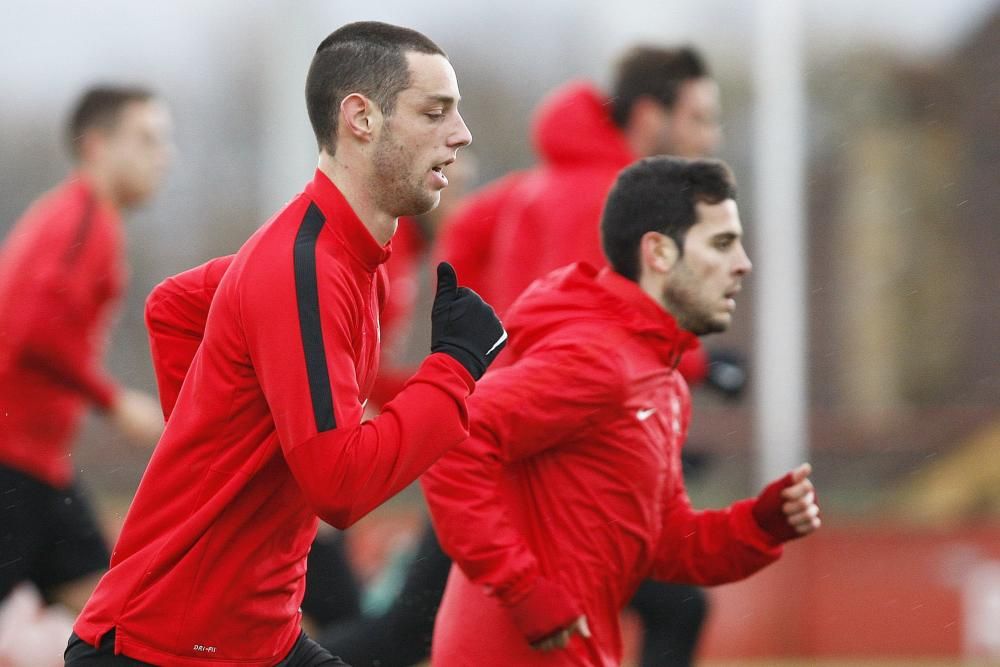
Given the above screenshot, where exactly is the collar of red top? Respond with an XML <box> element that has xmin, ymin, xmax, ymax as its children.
<box><xmin>595</xmin><ymin>267</ymin><xmax>699</xmax><ymax>365</ymax></box>
<box><xmin>304</xmin><ymin>169</ymin><xmax>392</xmax><ymax>271</ymax></box>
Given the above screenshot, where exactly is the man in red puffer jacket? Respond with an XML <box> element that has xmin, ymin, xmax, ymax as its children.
<box><xmin>423</xmin><ymin>157</ymin><xmax>821</xmax><ymax>666</ymax></box>
<box><xmin>433</xmin><ymin>45</ymin><xmax>727</xmax><ymax>666</ymax></box>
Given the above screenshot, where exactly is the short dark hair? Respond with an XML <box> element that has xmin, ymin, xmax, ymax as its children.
<box><xmin>609</xmin><ymin>46</ymin><xmax>709</xmax><ymax>128</ymax></box>
<box><xmin>67</xmin><ymin>85</ymin><xmax>154</xmax><ymax>158</ymax></box>
<box><xmin>601</xmin><ymin>156</ymin><xmax>737</xmax><ymax>281</ymax></box>
<box><xmin>306</xmin><ymin>21</ymin><xmax>446</xmax><ymax>154</ymax></box>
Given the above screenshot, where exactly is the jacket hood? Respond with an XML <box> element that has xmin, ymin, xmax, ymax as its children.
<box><xmin>504</xmin><ymin>263</ymin><xmax>698</xmax><ymax>366</ymax></box>
<box><xmin>530</xmin><ymin>82</ymin><xmax>634</xmax><ymax>168</ymax></box>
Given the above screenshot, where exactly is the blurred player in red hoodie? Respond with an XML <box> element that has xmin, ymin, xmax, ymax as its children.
<box><xmin>0</xmin><ymin>86</ymin><xmax>170</xmax><ymax>621</ymax></box>
<box><xmin>422</xmin><ymin>157</ymin><xmax>821</xmax><ymax>666</ymax></box>
<box><xmin>436</xmin><ymin>46</ymin><xmax>720</xmax><ymax>317</ymax></box>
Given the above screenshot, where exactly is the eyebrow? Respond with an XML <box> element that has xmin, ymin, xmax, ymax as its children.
<box><xmin>423</xmin><ymin>94</ymin><xmax>459</xmax><ymax>106</ymax></box>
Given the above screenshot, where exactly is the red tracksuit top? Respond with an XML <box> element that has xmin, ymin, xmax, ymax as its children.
<box><xmin>433</xmin><ymin>82</ymin><xmax>709</xmax><ymax>384</ymax></box>
<box><xmin>144</xmin><ymin>254</ymin><xmax>233</xmax><ymax>420</ymax></box>
<box><xmin>75</xmin><ymin>170</ymin><xmax>476</xmax><ymax>666</ymax></box>
<box><xmin>143</xmin><ymin>220</ymin><xmax>424</xmax><ymax>417</ymax></box>
<box><xmin>0</xmin><ymin>175</ymin><xmax>123</xmax><ymax>487</ymax></box>
<box><xmin>422</xmin><ymin>264</ymin><xmax>782</xmax><ymax>667</ymax></box>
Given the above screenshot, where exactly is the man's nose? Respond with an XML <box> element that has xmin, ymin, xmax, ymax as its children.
<box><xmin>735</xmin><ymin>246</ymin><xmax>752</xmax><ymax>275</ymax></box>
<box><xmin>449</xmin><ymin>113</ymin><xmax>472</xmax><ymax>148</ymax></box>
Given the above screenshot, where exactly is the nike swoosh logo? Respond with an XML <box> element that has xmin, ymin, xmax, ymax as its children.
<box><xmin>486</xmin><ymin>330</ymin><xmax>508</xmax><ymax>355</ymax></box>
<box><xmin>636</xmin><ymin>408</ymin><xmax>657</xmax><ymax>421</ymax></box>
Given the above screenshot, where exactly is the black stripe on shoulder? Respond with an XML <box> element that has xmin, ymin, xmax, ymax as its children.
<box><xmin>294</xmin><ymin>202</ymin><xmax>336</xmax><ymax>432</ymax></box>
<box><xmin>62</xmin><ymin>193</ymin><xmax>96</xmax><ymax>266</ymax></box>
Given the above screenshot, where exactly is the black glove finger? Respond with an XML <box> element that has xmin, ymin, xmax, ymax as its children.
<box><xmin>435</xmin><ymin>261</ymin><xmax>458</xmax><ymax>301</ymax></box>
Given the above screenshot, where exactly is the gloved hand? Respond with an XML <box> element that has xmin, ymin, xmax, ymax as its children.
<box><xmin>431</xmin><ymin>262</ymin><xmax>506</xmax><ymax>380</ymax></box>
<box><xmin>751</xmin><ymin>463</ymin><xmax>821</xmax><ymax>543</ymax></box>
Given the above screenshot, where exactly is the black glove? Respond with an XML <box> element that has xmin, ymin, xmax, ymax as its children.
<box><xmin>430</xmin><ymin>262</ymin><xmax>506</xmax><ymax>380</ymax></box>
<box><xmin>705</xmin><ymin>349</ymin><xmax>747</xmax><ymax>399</ymax></box>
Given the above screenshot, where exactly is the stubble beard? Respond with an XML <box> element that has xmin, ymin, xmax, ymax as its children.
<box><xmin>371</xmin><ymin>129</ymin><xmax>438</xmax><ymax>218</ymax></box>
<box><xmin>663</xmin><ymin>269</ymin><xmax>728</xmax><ymax>337</ymax></box>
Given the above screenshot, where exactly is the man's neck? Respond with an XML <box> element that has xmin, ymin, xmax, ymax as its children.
<box><xmin>78</xmin><ymin>164</ymin><xmax>122</xmax><ymax>212</ymax></box>
<box><xmin>317</xmin><ymin>152</ymin><xmax>396</xmax><ymax>246</ymax></box>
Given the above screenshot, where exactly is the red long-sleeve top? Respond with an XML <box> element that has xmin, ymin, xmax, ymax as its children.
<box><xmin>0</xmin><ymin>175</ymin><xmax>123</xmax><ymax>487</ymax></box>
<box><xmin>423</xmin><ymin>264</ymin><xmax>781</xmax><ymax>666</ymax></box>
<box><xmin>75</xmin><ymin>170</ymin><xmax>475</xmax><ymax>666</ymax></box>
<box><xmin>143</xmin><ymin>254</ymin><xmax>232</xmax><ymax>420</ymax></box>
<box><xmin>144</xmin><ymin>219</ymin><xmax>425</xmax><ymax>417</ymax></box>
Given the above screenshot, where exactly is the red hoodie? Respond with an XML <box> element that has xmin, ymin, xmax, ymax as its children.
<box><xmin>75</xmin><ymin>170</ymin><xmax>475</xmax><ymax>666</ymax></box>
<box><xmin>0</xmin><ymin>176</ymin><xmax>123</xmax><ymax>487</ymax></box>
<box><xmin>422</xmin><ymin>264</ymin><xmax>781</xmax><ymax>666</ymax></box>
<box><xmin>434</xmin><ymin>82</ymin><xmax>708</xmax><ymax>383</ymax></box>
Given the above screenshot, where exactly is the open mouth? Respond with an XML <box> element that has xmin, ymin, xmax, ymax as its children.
<box><xmin>430</xmin><ymin>157</ymin><xmax>456</xmax><ymax>188</ymax></box>
<box><xmin>429</xmin><ymin>163</ymin><xmax>450</xmax><ymax>188</ymax></box>
<box><xmin>432</xmin><ymin>157</ymin><xmax>455</xmax><ymax>173</ymax></box>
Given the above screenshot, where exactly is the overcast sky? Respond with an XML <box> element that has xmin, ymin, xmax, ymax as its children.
<box><xmin>1</xmin><ymin>0</ymin><xmax>995</xmax><ymax>98</ymax></box>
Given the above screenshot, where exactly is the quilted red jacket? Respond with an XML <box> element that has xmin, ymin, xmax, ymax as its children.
<box><xmin>422</xmin><ymin>264</ymin><xmax>781</xmax><ymax>666</ymax></box>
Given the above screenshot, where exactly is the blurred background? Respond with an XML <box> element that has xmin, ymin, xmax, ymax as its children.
<box><xmin>1</xmin><ymin>0</ymin><xmax>998</xmax><ymax>663</ymax></box>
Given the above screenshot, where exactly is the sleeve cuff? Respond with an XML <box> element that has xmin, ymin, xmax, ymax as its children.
<box><xmin>425</xmin><ymin>352</ymin><xmax>476</xmax><ymax>390</ymax></box>
<box><xmin>733</xmin><ymin>498</ymin><xmax>785</xmax><ymax>552</ymax></box>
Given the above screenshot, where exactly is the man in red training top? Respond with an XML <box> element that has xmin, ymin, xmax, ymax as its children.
<box><xmin>422</xmin><ymin>157</ymin><xmax>821</xmax><ymax>666</ymax></box>
<box><xmin>0</xmin><ymin>86</ymin><xmax>169</xmax><ymax>618</ymax></box>
<box><xmin>69</xmin><ymin>21</ymin><xmax>504</xmax><ymax>667</ymax></box>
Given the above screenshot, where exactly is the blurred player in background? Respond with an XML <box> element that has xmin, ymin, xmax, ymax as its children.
<box><xmin>436</xmin><ymin>46</ymin><xmax>721</xmax><ymax>315</ymax></box>
<box><xmin>67</xmin><ymin>21</ymin><xmax>503</xmax><ymax>666</ymax></box>
<box><xmin>0</xmin><ymin>85</ymin><xmax>169</xmax><ymax>629</ymax></box>
<box><xmin>423</xmin><ymin>156</ymin><xmax>821</xmax><ymax>666</ymax></box>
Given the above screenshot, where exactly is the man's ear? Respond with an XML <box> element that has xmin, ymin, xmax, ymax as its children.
<box><xmin>639</xmin><ymin>231</ymin><xmax>679</xmax><ymax>274</ymax></box>
<box><xmin>340</xmin><ymin>93</ymin><xmax>380</xmax><ymax>143</ymax></box>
